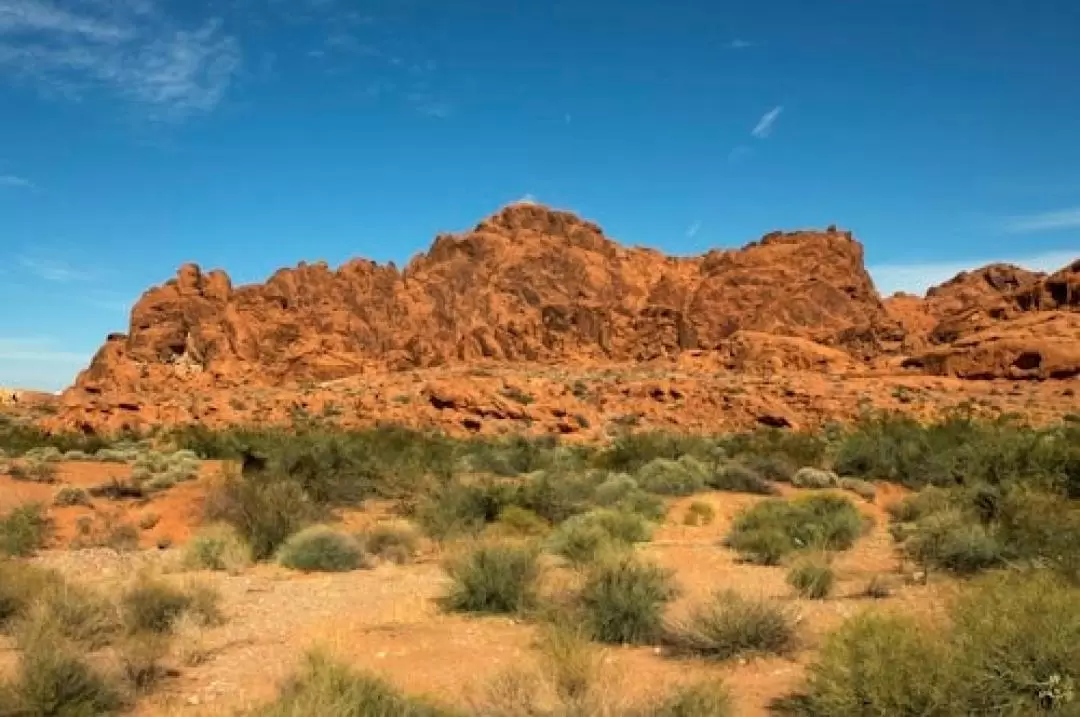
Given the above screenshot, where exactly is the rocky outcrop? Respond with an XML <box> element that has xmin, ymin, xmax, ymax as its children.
<box><xmin>68</xmin><ymin>204</ymin><xmax>897</xmax><ymax>398</ymax></box>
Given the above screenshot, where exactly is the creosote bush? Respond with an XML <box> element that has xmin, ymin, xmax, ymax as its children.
<box><xmin>786</xmin><ymin>557</ymin><xmax>835</xmax><ymax>599</ymax></box>
<box><xmin>360</xmin><ymin>523</ymin><xmax>421</xmax><ymax>564</ymax></box>
<box><xmin>683</xmin><ymin>500</ymin><xmax>716</xmax><ymax>527</ymax></box>
<box><xmin>776</xmin><ymin>570</ymin><xmax>1080</xmax><ymax>716</ymax></box>
<box><xmin>0</xmin><ymin>503</ymin><xmax>53</xmax><ymax>557</ymax></box>
<box><xmin>183</xmin><ymin>524</ymin><xmax>252</xmax><ymax>573</ymax></box>
<box><xmin>204</xmin><ymin>470</ymin><xmax>316</xmax><ymax>560</ymax></box>
<box><xmin>726</xmin><ymin>494</ymin><xmax>864</xmax><ymax>565</ymax></box>
<box><xmin>277</xmin><ymin>526</ymin><xmax>366</xmax><ymax>572</ymax></box>
<box><xmin>441</xmin><ymin>541</ymin><xmax>540</xmax><ymax>615</ymax></box>
<box><xmin>664</xmin><ymin>590</ymin><xmax>796</xmax><ymax>661</ymax></box>
<box><xmin>546</xmin><ymin>509</ymin><xmax>651</xmax><ymax>565</ymax></box>
<box><xmin>579</xmin><ymin>553</ymin><xmax>677</xmax><ymax>645</ymax></box>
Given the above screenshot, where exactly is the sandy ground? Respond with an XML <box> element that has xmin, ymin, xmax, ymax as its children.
<box><xmin>1</xmin><ymin>463</ymin><xmax>957</xmax><ymax>716</ymax></box>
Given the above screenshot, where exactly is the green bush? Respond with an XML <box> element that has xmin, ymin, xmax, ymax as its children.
<box><xmin>0</xmin><ymin>503</ymin><xmax>54</xmax><ymax>557</ymax></box>
<box><xmin>441</xmin><ymin>542</ymin><xmax>540</xmax><ymax>615</ymax></box>
<box><xmin>904</xmin><ymin>509</ymin><xmax>1003</xmax><ymax>576</ymax></box>
<box><xmin>664</xmin><ymin>590</ymin><xmax>796</xmax><ymax>661</ymax></box>
<box><xmin>726</xmin><ymin>494</ymin><xmax>864</xmax><ymax>565</ymax></box>
<box><xmin>249</xmin><ymin>651</ymin><xmax>454</xmax><ymax>717</ymax></box>
<box><xmin>183</xmin><ymin>524</ymin><xmax>252</xmax><ymax>573</ymax></box>
<box><xmin>277</xmin><ymin>526</ymin><xmax>366</xmax><ymax>572</ymax></box>
<box><xmin>9</xmin><ymin>458</ymin><xmax>59</xmax><ymax>483</ymax></box>
<box><xmin>718</xmin><ymin>429</ymin><xmax>827</xmax><ymax>476</ymax></box>
<box><xmin>593</xmin><ymin>432</ymin><xmax>716</xmax><ymax>473</ymax></box>
<box><xmin>203</xmin><ymin>471</ymin><xmax>317</xmax><ymax>560</ymax></box>
<box><xmin>121</xmin><ymin>578</ymin><xmax>220</xmax><ymax>635</ymax></box>
<box><xmin>707</xmin><ymin>463</ymin><xmax>776</xmax><ymax>495</ymax></box>
<box><xmin>636</xmin><ymin>456</ymin><xmax>708</xmax><ymax>496</ymax></box>
<box><xmin>644</xmin><ymin>681</ymin><xmax>733</xmax><ymax>717</ymax></box>
<box><xmin>780</xmin><ymin>570</ymin><xmax>1080</xmax><ymax>715</ymax></box>
<box><xmin>0</xmin><ymin>561</ymin><xmax>62</xmax><ymax>629</ymax></box>
<box><xmin>6</xmin><ymin>628</ymin><xmax>123</xmax><ymax>716</ymax></box>
<box><xmin>547</xmin><ymin>509</ymin><xmax>651</xmax><ymax>565</ymax></box>
<box><xmin>579</xmin><ymin>553</ymin><xmax>677</xmax><ymax>644</ymax></box>
<box><xmin>493</xmin><ymin>506</ymin><xmax>550</xmax><ymax>537</ymax></box>
<box><xmin>786</xmin><ymin>557</ymin><xmax>834</xmax><ymax>599</ymax></box>
<box><xmin>885</xmin><ymin>486</ymin><xmax>954</xmax><ymax>523</ymax></box>
<box><xmin>361</xmin><ymin>523</ymin><xmax>421</xmax><ymax>564</ymax></box>
<box><xmin>838</xmin><ymin>477</ymin><xmax>877</xmax><ymax>502</ymax></box>
<box><xmin>415</xmin><ymin>479</ymin><xmax>516</xmax><ymax>540</ymax></box>
<box><xmin>683</xmin><ymin>501</ymin><xmax>716</xmax><ymax>527</ymax></box>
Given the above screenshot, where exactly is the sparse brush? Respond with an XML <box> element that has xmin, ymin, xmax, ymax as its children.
<box><xmin>664</xmin><ymin>590</ymin><xmax>796</xmax><ymax>661</ymax></box>
<box><xmin>183</xmin><ymin>524</ymin><xmax>252</xmax><ymax>573</ymax></box>
<box><xmin>0</xmin><ymin>503</ymin><xmax>53</xmax><ymax>557</ymax></box>
<box><xmin>885</xmin><ymin>486</ymin><xmax>954</xmax><ymax>523</ymax></box>
<box><xmin>9</xmin><ymin>458</ymin><xmax>58</xmax><ymax>484</ymax></box>
<box><xmin>547</xmin><ymin>509</ymin><xmax>651</xmax><ymax>565</ymax></box>
<box><xmin>121</xmin><ymin>577</ymin><xmax>220</xmax><ymax>635</ymax></box>
<box><xmin>118</xmin><ymin>632</ymin><xmax>170</xmax><ymax>694</ymax></box>
<box><xmin>683</xmin><ymin>501</ymin><xmax>716</xmax><ymax>527</ymax></box>
<box><xmin>22</xmin><ymin>446</ymin><xmax>63</xmax><ymax>463</ymax></box>
<box><xmin>441</xmin><ymin>541</ymin><xmax>540</xmax><ymax>615</ymax></box>
<box><xmin>643</xmin><ymin>681</ymin><xmax>734</xmax><ymax>717</ymax></box>
<box><xmin>905</xmin><ymin>509</ymin><xmax>1003</xmax><ymax>576</ymax></box>
<box><xmin>249</xmin><ymin>650</ymin><xmax>454</xmax><ymax>717</ymax></box>
<box><xmin>277</xmin><ymin>526</ymin><xmax>366</xmax><ymax>573</ymax></box>
<box><xmin>138</xmin><ymin>513</ymin><xmax>160</xmax><ymax>530</ymax></box>
<box><xmin>203</xmin><ymin>471</ymin><xmax>316</xmax><ymax>560</ymax></box>
<box><xmin>0</xmin><ymin>561</ymin><xmax>65</xmax><ymax>630</ymax></box>
<box><xmin>786</xmin><ymin>557</ymin><xmax>835</xmax><ymax>599</ymax></box>
<box><xmin>580</xmin><ymin>553</ymin><xmax>677</xmax><ymax>645</ymax></box>
<box><xmin>9</xmin><ymin>625</ymin><xmax>123</xmax><ymax>716</ymax></box>
<box><xmin>360</xmin><ymin>523</ymin><xmax>421</xmax><ymax>564</ymax></box>
<box><xmin>53</xmin><ymin>486</ymin><xmax>91</xmax><ymax>507</ymax></box>
<box><xmin>862</xmin><ymin>574</ymin><xmax>892</xmax><ymax>599</ymax></box>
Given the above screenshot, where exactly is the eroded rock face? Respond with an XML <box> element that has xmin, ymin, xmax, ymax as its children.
<box><xmin>70</xmin><ymin>205</ymin><xmax>896</xmax><ymax>396</ymax></box>
<box><xmin>43</xmin><ymin>204</ymin><xmax>1078</xmax><ymax>435</ymax></box>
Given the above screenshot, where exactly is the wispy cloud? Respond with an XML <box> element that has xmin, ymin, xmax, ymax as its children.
<box><xmin>870</xmin><ymin>249</ymin><xmax>1078</xmax><ymax>296</ymax></box>
<box><xmin>685</xmin><ymin>220</ymin><xmax>702</xmax><ymax>239</ymax></box>
<box><xmin>0</xmin><ymin>0</ymin><xmax>241</xmax><ymax>119</ymax></box>
<box><xmin>751</xmin><ymin>105</ymin><xmax>783</xmax><ymax>138</ymax></box>
<box><xmin>725</xmin><ymin>39</ymin><xmax>754</xmax><ymax>50</ymax></box>
<box><xmin>18</xmin><ymin>256</ymin><xmax>92</xmax><ymax>282</ymax></box>
<box><xmin>513</xmin><ymin>193</ymin><xmax>538</xmax><ymax>205</ymax></box>
<box><xmin>0</xmin><ymin>174</ymin><xmax>33</xmax><ymax>188</ymax></box>
<box><xmin>0</xmin><ymin>337</ymin><xmax>90</xmax><ymax>364</ymax></box>
<box><xmin>1005</xmin><ymin>207</ymin><xmax>1080</xmax><ymax>233</ymax></box>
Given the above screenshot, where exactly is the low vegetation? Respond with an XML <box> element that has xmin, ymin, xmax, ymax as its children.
<box><xmin>441</xmin><ymin>542</ymin><xmax>541</xmax><ymax>615</ymax></box>
<box><xmin>0</xmin><ymin>503</ymin><xmax>53</xmax><ymax>557</ymax></box>
<box><xmin>786</xmin><ymin>556</ymin><xmax>835</xmax><ymax>599</ymax></box>
<box><xmin>664</xmin><ymin>590</ymin><xmax>797</xmax><ymax>661</ymax></box>
<box><xmin>726</xmin><ymin>494</ymin><xmax>864</xmax><ymax>565</ymax></box>
<box><xmin>277</xmin><ymin>526</ymin><xmax>367</xmax><ymax>572</ymax></box>
<box><xmin>579</xmin><ymin>553</ymin><xmax>677</xmax><ymax>645</ymax></box>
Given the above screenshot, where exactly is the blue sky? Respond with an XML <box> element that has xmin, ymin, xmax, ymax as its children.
<box><xmin>1</xmin><ymin>0</ymin><xmax>1078</xmax><ymax>390</ymax></box>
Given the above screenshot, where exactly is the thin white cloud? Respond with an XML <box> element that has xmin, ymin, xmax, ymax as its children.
<box><xmin>513</xmin><ymin>194</ymin><xmax>538</xmax><ymax>205</ymax></box>
<box><xmin>869</xmin><ymin>249</ymin><xmax>1078</xmax><ymax>296</ymax></box>
<box><xmin>0</xmin><ymin>0</ymin><xmax>241</xmax><ymax>118</ymax></box>
<box><xmin>0</xmin><ymin>174</ymin><xmax>33</xmax><ymax>188</ymax></box>
<box><xmin>725</xmin><ymin>39</ymin><xmax>753</xmax><ymax>49</ymax></box>
<box><xmin>1005</xmin><ymin>207</ymin><xmax>1080</xmax><ymax>233</ymax></box>
<box><xmin>751</xmin><ymin>105</ymin><xmax>783</xmax><ymax>138</ymax></box>
<box><xmin>685</xmin><ymin>220</ymin><xmax>702</xmax><ymax>239</ymax></box>
<box><xmin>18</xmin><ymin>256</ymin><xmax>92</xmax><ymax>282</ymax></box>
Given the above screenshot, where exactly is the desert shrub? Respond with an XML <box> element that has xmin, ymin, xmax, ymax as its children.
<box><xmin>361</xmin><ymin>523</ymin><xmax>421</xmax><ymax>564</ymax></box>
<box><xmin>904</xmin><ymin>509</ymin><xmax>1003</xmax><ymax>576</ymax></box>
<box><xmin>592</xmin><ymin>474</ymin><xmax>667</xmax><ymax>521</ymax></box>
<box><xmin>547</xmin><ymin>509</ymin><xmax>651</xmax><ymax>565</ymax></box>
<box><xmin>119</xmin><ymin>632</ymin><xmax>170</xmax><ymax>693</ymax></box>
<box><xmin>7</xmin><ymin>628</ymin><xmax>123</xmax><ymax>716</ymax></box>
<box><xmin>463</xmin><ymin>434</ymin><xmax>571</xmax><ymax>477</ymax></box>
<box><xmin>52</xmin><ymin>486</ymin><xmax>91</xmax><ymax>508</ymax></box>
<box><xmin>0</xmin><ymin>561</ymin><xmax>66</xmax><ymax>630</ymax></box>
<box><xmin>514</xmin><ymin>469</ymin><xmax>605</xmax><ymax>524</ymax></box>
<box><xmin>204</xmin><ymin>471</ymin><xmax>317</xmax><ymax>560</ymax></box>
<box><xmin>183</xmin><ymin>524</ymin><xmax>252</xmax><ymax>573</ymax></box>
<box><xmin>948</xmin><ymin>570</ymin><xmax>1080</xmax><ymax>713</ymax></box>
<box><xmin>791</xmin><ymin>467</ymin><xmax>839</xmax><ymax>490</ymax></box>
<box><xmin>707</xmin><ymin>462</ymin><xmax>776</xmax><ymax>495</ymax></box>
<box><xmin>250</xmin><ymin>650</ymin><xmax>453</xmax><ymax>717</ymax></box>
<box><xmin>862</xmin><ymin>574</ymin><xmax>892</xmax><ymax>599</ymax></box>
<box><xmin>726</xmin><ymin>494</ymin><xmax>863</xmax><ymax>565</ymax></box>
<box><xmin>0</xmin><ymin>503</ymin><xmax>53</xmax><ymax>557</ymax></box>
<box><xmin>579</xmin><ymin>553</ymin><xmax>677</xmax><ymax>644</ymax></box>
<box><xmin>62</xmin><ymin>450</ymin><xmax>90</xmax><ymax>461</ymax></box>
<box><xmin>885</xmin><ymin>486</ymin><xmax>954</xmax><ymax>523</ymax></box>
<box><xmin>24</xmin><ymin>581</ymin><xmax>121</xmax><ymax>649</ymax></box>
<box><xmin>779</xmin><ymin>612</ymin><xmax>954</xmax><ymax>716</ymax></box>
<box><xmin>786</xmin><ymin>557</ymin><xmax>835</xmax><ymax>599</ymax></box>
<box><xmin>718</xmin><ymin>428</ymin><xmax>828</xmax><ymax>474</ymax></box>
<box><xmin>10</xmin><ymin>458</ymin><xmax>60</xmax><ymax>484</ymax></box>
<box><xmin>121</xmin><ymin>578</ymin><xmax>220</xmax><ymax>635</ymax></box>
<box><xmin>493</xmin><ymin>506</ymin><xmax>549</xmax><ymax>537</ymax></box>
<box><xmin>278</xmin><ymin>526</ymin><xmax>366</xmax><ymax>572</ymax></box>
<box><xmin>838</xmin><ymin>477</ymin><xmax>877</xmax><ymax>502</ymax></box>
<box><xmin>644</xmin><ymin>681</ymin><xmax>733</xmax><ymax>717</ymax></box>
<box><xmin>636</xmin><ymin>456</ymin><xmax>708</xmax><ymax>496</ymax></box>
<box><xmin>593</xmin><ymin>432</ymin><xmax>716</xmax><ymax>473</ymax></box>
<box><xmin>22</xmin><ymin>446</ymin><xmax>63</xmax><ymax>463</ymax></box>
<box><xmin>414</xmin><ymin>478</ymin><xmax>517</xmax><ymax>541</ymax></box>
<box><xmin>664</xmin><ymin>590</ymin><xmax>796</xmax><ymax>661</ymax></box>
<box><xmin>781</xmin><ymin>570</ymin><xmax>1080</xmax><ymax>715</ymax></box>
<box><xmin>441</xmin><ymin>542</ymin><xmax>540</xmax><ymax>615</ymax></box>
<box><xmin>683</xmin><ymin>501</ymin><xmax>716</xmax><ymax>527</ymax></box>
